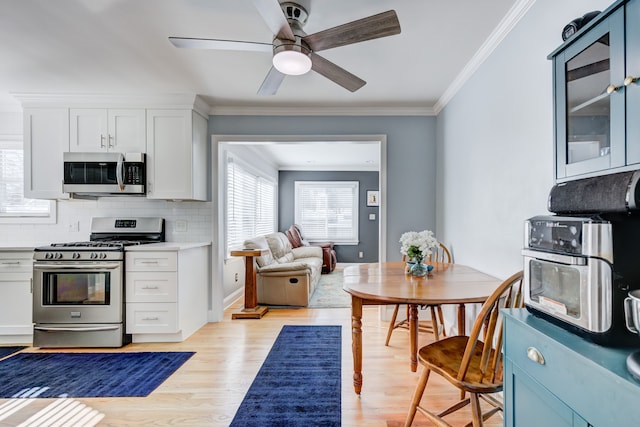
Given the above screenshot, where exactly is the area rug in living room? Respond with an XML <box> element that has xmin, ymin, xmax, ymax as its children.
<box><xmin>0</xmin><ymin>351</ymin><xmax>194</xmax><ymax>398</ymax></box>
<box><xmin>230</xmin><ymin>325</ymin><xmax>341</xmax><ymax>427</ymax></box>
<box><xmin>308</xmin><ymin>269</ymin><xmax>350</xmax><ymax>308</ymax></box>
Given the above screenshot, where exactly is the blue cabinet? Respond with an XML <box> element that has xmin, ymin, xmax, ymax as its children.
<box><xmin>550</xmin><ymin>0</ymin><xmax>640</xmax><ymax>181</ymax></box>
<box><xmin>503</xmin><ymin>309</ymin><xmax>640</xmax><ymax>427</ymax></box>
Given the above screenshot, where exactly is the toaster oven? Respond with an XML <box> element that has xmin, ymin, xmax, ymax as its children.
<box><xmin>523</xmin><ymin>214</ymin><xmax>640</xmax><ymax>346</ymax></box>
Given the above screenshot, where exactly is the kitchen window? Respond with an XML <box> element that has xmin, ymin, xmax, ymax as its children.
<box><xmin>0</xmin><ymin>138</ymin><xmax>55</xmax><ymax>223</ymax></box>
<box><xmin>225</xmin><ymin>155</ymin><xmax>276</xmax><ymax>256</ymax></box>
<box><xmin>295</xmin><ymin>181</ymin><xmax>359</xmax><ymax>244</ymax></box>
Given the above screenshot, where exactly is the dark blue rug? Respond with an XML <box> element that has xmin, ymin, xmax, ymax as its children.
<box><xmin>230</xmin><ymin>325</ymin><xmax>342</xmax><ymax>427</ymax></box>
<box><xmin>0</xmin><ymin>346</ymin><xmax>25</xmax><ymax>359</ymax></box>
<box><xmin>0</xmin><ymin>351</ymin><xmax>194</xmax><ymax>398</ymax></box>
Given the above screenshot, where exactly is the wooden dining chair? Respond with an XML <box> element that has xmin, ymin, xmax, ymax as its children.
<box><xmin>404</xmin><ymin>270</ymin><xmax>524</xmax><ymax>427</ymax></box>
<box><xmin>385</xmin><ymin>242</ymin><xmax>451</xmax><ymax>346</ymax></box>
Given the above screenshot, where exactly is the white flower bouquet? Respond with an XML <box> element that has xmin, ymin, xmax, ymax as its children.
<box><xmin>399</xmin><ymin>230</ymin><xmax>438</xmax><ymax>261</ymax></box>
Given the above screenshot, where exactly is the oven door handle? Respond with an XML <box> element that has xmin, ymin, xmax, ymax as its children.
<box><xmin>34</xmin><ymin>326</ymin><xmax>120</xmax><ymax>332</ymax></box>
<box><xmin>33</xmin><ymin>262</ymin><xmax>122</xmax><ymax>270</ymax></box>
<box><xmin>521</xmin><ymin>249</ymin><xmax>587</xmax><ymax>266</ymax></box>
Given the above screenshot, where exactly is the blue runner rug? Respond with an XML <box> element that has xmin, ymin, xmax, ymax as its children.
<box><xmin>230</xmin><ymin>325</ymin><xmax>342</xmax><ymax>427</ymax></box>
<box><xmin>0</xmin><ymin>351</ymin><xmax>194</xmax><ymax>398</ymax></box>
<box><xmin>0</xmin><ymin>346</ymin><xmax>25</xmax><ymax>359</ymax></box>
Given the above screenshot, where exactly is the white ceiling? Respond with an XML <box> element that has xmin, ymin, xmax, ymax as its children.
<box><xmin>0</xmin><ymin>0</ymin><xmax>521</xmax><ymax>169</ymax></box>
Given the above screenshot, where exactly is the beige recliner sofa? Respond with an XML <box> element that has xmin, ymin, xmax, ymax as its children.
<box><xmin>243</xmin><ymin>232</ymin><xmax>323</xmax><ymax>306</ymax></box>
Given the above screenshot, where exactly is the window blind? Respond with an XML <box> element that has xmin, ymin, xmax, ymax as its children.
<box><xmin>294</xmin><ymin>181</ymin><xmax>359</xmax><ymax>244</ymax></box>
<box><xmin>226</xmin><ymin>156</ymin><xmax>276</xmax><ymax>255</ymax></box>
<box><xmin>0</xmin><ymin>140</ymin><xmax>51</xmax><ymax>217</ymax></box>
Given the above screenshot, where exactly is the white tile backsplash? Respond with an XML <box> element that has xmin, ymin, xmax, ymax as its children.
<box><xmin>0</xmin><ymin>198</ymin><xmax>213</xmax><ymax>247</ymax></box>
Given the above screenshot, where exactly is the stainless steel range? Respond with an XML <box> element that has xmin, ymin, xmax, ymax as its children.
<box><xmin>33</xmin><ymin>217</ymin><xmax>164</xmax><ymax>348</ymax></box>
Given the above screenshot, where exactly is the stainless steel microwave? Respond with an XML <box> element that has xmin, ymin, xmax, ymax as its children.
<box><xmin>63</xmin><ymin>152</ymin><xmax>145</xmax><ymax>197</ymax></box>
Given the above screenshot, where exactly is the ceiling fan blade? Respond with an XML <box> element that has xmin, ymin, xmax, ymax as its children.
<box><xmin>257</xmin><ymin>66</ymin><xmax>286</xmax><ymax>96</ymax></box>
<box><xmin>251</xmin><ymin>0</ymin><xmax>296</xmax><ymax>41</ymax></box>
<box><xmin>303</xmin><ymin>10</ymin><xmax>401</xmax><ymax>52</ymax></box>
<box><xmin>310</xmin><ymin>53</ymin><xmax>366</xmax><ymax>92</ymax></box>
<box><xmin>169</xmin><ymin>37</ymin><xmax>272</xmax><ymax>53</ymax></box>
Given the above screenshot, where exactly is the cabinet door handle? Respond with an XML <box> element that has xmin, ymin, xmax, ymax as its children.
<box><xmin>100</xmin><ymin>134</ymin><xmax>106</xmax><ymax>148</ymax></box>
<box><xmin>606</xmin><ymin>84</ymin><xmax>623</xmax><ymax>94</ymax></box>
<box><xmin>625</xmin><ymin>76</ymin><xmax>639</xmax><ymax>86</ymax></box>
<box><xmin>527</xmin><ymin>347</ymin><xmax>545</xmax><ymax>365</ymax></box>
<box><xmin>108</xmin><ymin>134</ymin><xmax>114</xmax><ymax>148</ymax></box>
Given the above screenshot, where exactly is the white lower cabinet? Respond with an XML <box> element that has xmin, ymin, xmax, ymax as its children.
<box><xmin>125</xmin><ymin>245</ymin><xmax>208</xmax><ymax>342</ymax></box>
<box><xmin>0</xmin><ymin>250</ymin><xmax>34</xmax><ymax>344</ymax></box>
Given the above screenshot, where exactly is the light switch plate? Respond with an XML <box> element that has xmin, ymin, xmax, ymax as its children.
<box><xmin>369</xmin><ymin>213</ymin><xmax>376</xmax><ymax>220</ymax></box>
<box><xmin>175</xmin><ymin>220</ymin><xmax>188</xmax><ymax>232</ymax></box>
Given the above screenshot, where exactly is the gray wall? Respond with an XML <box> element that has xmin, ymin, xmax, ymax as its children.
<box><xmin>209</xmin><ymin>115</ymin><xmax>437</xmax><ymax>261</ymax></box>
<box><xmin>278</xmin><ymin>170</ymin><xmax>379</xmax><ymax>263</ymax></box>
<box><xmin>435</xmin><ymin>0</ymin><xmax>612</xmax><ymax>279</ymax></box>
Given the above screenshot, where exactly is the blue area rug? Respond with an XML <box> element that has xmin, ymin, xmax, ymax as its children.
<box><xmin>0</xmin><ymin>346</ymin><xmax>25</xmax><ymax>359</ymax></box>
<box><xmin>230</xmin><ymin>325</ymin><xmax>341</xmax><ymax>427</ymax></box>
<box><xmin>0</xmin><ymin>351</ymin><xmax>194</xmax><ymax>398</ymax></box>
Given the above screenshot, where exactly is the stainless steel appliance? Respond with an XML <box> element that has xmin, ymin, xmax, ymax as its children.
<box><xmin>33</xmin><ymin>217</ymin><xmax>164</xmax><ymax>348</ymax></box>
<box><xmin>63</xmin><ymin>152</ymin><xmax>145</xmax><ymax>197</ymax></box>
<box><xmin>523</xmin><ymin>214</ymin><xmax>640</xmax><ymax>346</ymax></box>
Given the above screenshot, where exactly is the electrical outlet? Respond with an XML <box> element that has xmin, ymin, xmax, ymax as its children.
<box><xmin>67</xmin><ymin>220</ymin><xmax>79</xmax><ymax>232</ymax></box>
<box><xmin>358</xmin><ymin>251</ymin><xmax>364</xmax><ymax>258</ymax></box>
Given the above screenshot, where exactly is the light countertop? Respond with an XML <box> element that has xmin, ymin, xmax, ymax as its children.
<box><xmin>125</xmin><ymin>242</ymin><xmax>211</xmax><ymax>251</ymax></box>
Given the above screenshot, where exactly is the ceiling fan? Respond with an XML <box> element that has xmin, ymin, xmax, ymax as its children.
<box><xmin>169</xmin><ymin>0</ymin><xmax>401</xmax><ymax>95</ymax></box>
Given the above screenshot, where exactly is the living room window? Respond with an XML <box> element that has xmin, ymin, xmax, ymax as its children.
<box><xmin>226</xmin><ymin>155</ymin><xmax>276</xmax><ymax>255</ymax></box>
<box><xmin>0</xmin><ymin>138</ymin><xmax>55</xmax><ymax>223</ymax></box>
<box><xmin>294</xmin><ymin>181</ymin><xmax>359</xmax><ymax>244</ymax></box>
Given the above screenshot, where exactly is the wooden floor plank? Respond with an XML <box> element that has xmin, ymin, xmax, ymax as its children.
<box><xmin>0</xmin><ymin>301</ymin><xmax>503</xmax><ymax>426</ymax></box>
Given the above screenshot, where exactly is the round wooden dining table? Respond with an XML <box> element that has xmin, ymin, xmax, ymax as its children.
<box><xmin>342</xmin><ymin>261</ymin><xmax>502</xmax><ymax>395</ymax></box>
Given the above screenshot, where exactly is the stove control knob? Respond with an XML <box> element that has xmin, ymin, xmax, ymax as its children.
<box><xmin>55</xmin><ymin>252</ymin><xmax>63</xmax><ymax>259</ymax></box>
<box><xmin>45</xmin><ymin>253</ymin><xmax>52</xmax><ymax>259</ymax></box>
<box><xmin>72</xmin><ymin>252</ymin><xmax>80</xmax><ymax>259</ymax></box>
<box><xmin>90</xmin><ymin>253</ymin><xmax>98</xmax><ymax>259</ymax></box>
<box><xmin>99</xmin><ymin>253</ymin><xmax>107</xmax><ymax>259</ymax></box>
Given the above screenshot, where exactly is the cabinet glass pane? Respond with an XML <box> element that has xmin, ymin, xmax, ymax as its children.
<box><xmin>566</xmin><ymin>34</ymin><xmax>610</xmax><ymax>165</ymax></box>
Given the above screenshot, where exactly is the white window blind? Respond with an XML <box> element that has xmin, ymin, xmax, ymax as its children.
<box><xmin>226</xmin><ymin>156</ymin><xmax>276</xmax><ymax>255</ymax></box>
<box><xmin>294</xmin><ymin>181</ymin><xmax>359</xmax><ymax>244</ymax></box>
<box><xmin>0</xmin><ymin>139</ymin><xmax>54</xmax><ymax>221</ymax></box>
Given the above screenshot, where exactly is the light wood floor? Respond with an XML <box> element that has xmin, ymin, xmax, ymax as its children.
<box><xmin>1</xmin><ymin>301</ymin><xmax>504</xmax><ymax>426</ymax></box>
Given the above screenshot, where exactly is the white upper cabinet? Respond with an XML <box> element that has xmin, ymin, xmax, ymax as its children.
<box><xmin>69</xmin><ymin>108</ymin><xmax>146</xmax><ymax>153</ymax></box>
<box><xmin>23</xmin><ymin>108</ymin><xmax>69</xmax><ymax>199</ymax></box>
<box><xmin>146</xmin><ymin>109</ymin><xmax>208</xmax><ymax>201</ymax></box>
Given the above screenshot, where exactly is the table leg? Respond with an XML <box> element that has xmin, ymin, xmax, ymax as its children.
<box><xmin>351</xmin><ymin>296</ymin><xmax>363</xmax><ymax>395</ymax></box>
<box><xmin>457</xmin><ymin>303</ymin><xmax>466</xmax><ymax>336</ymax></box>
<box><xmin>409</xmin><ymin>304</ymin><xmax>419</xmax><ymax>372</ymax></box>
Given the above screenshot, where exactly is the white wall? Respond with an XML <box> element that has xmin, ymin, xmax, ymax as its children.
<box><xmin>436</xmin><ymin>0</ymin><xmax>612</xmax><ymax>279</ymax></box>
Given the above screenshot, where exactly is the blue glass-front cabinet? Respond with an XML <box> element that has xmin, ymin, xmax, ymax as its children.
<box><xmin>551</xmin><ymin>0</ymin><xmax>640</xmax><ymax>181</ymax></box>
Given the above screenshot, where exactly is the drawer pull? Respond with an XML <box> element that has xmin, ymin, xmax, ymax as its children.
<box><xmin>140</xmin><ymin>261</ymin><xmax>159</xmax><ymax>264</ymax></box>
<box><xmin>1</xmin><ymin>261</ymin><xmax>21</xmax><ymax>265</ymax></box>
<box><xmin>527</xmin><ymin>347</ymin><xmax>545</xmax><ymax>365</ymax></box>
<box><xmin>142</xmin><ymin>286</ymin><xmax>160</xmax><ymax>290</ymax></box>
<box><xmin>142</xmin><ymin>317</ymin><xmax>159</xmax><ymax>321</ymax></box>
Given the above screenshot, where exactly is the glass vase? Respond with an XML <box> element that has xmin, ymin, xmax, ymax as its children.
<box><xmin>409</xmin><ymin>256</ymin><xmax>428</xmax><ymax>277</ymax></box>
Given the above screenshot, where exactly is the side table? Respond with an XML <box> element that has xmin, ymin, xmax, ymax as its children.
<box><xmin>230</xmin><ymin>249</ymin><xmax>269</xmax><ymax>319</ymax></box>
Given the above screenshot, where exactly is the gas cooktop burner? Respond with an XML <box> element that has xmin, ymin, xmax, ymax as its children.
<box><xmin>51</xmin><ymin>240</ymin><xmax>144</xmax><ymax>248</ymax></box>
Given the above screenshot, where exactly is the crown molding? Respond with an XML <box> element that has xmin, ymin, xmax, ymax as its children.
<box><xmin>11</xmin><ymin>93</ymin><xmax>211</xmax><ymax>116</ymax></box>
<box><xmin>208</xmin><ymin>105</ymin><xmax>435</xmax><ymax>116</ymax></box>
<box><xmin>433</xmin><ymin>0</ymin><xmax>536</xmax><ymax>114</ymax></box>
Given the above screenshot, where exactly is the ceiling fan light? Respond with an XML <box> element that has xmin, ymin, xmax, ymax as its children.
<box><xmin>273</xmin><ymin>50</ymin><xmax>311</xmax><ymax>75</ymax></box>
